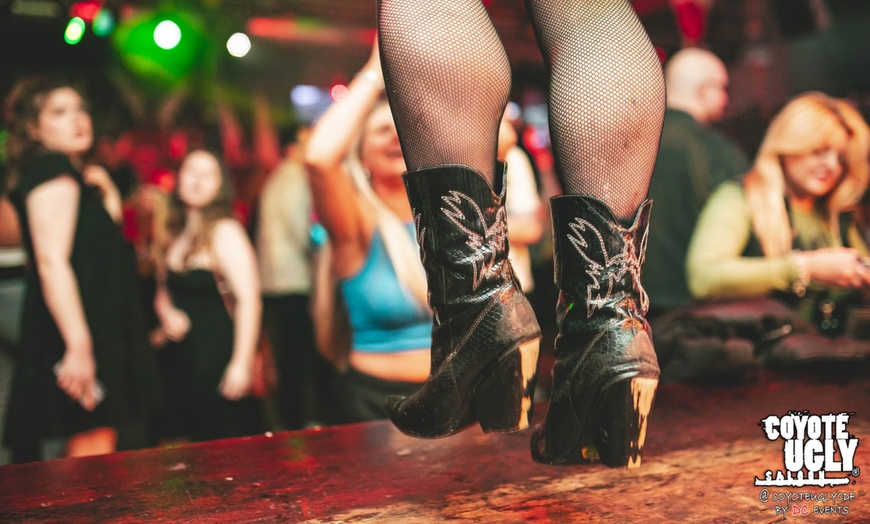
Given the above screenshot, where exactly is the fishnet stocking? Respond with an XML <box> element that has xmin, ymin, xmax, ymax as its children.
<box><xmin>527</xmin><ymin>0</ymin><xmax>665</xmax><ymax>218</ymax></box>
<box><xmin>378</xmin><ymin>0</ymin><xmax>510</xmax><ymax>181</ymax></box>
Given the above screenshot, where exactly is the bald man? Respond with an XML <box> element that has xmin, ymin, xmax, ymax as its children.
<box><xmin>643</xmin><ymin>48</ymin><xmax>749</xmax><ymax>316</ymax></box>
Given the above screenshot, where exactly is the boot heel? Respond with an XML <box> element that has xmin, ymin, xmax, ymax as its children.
<box><xmin>597</xmin><ymin>376</ymin><xmax>657</xmax><ymax>468</ymax></box>
<box><xmin>475</xmin><ymin>338</ymin><xmax>540</xmax><ymax>433</ymax></box>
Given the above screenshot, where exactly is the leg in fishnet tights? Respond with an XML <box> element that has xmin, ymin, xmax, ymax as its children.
<box><xmin>376</xmin><ymin>0</ymin><xmax>663</xmax><ymax>456</ymax></box>
<box><xmin>526</xmin><ymin>0</ymin><xmax>665</xmax><ymax>219</ymax></box>
<box><xmin>379</xmin><ymin>0</ymin><xmax>665</xmax><ymax>219</ymax></box>
<box><xmin>378</xmin><ymin>0</ymin><xmax>510</xmax><ymax>182</ymax></box>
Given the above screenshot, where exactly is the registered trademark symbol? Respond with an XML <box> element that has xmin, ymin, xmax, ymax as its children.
<box><xmin>852</xmin><ymin>467</ymin><xmax>860</xmax><ymax>477</ymax></box>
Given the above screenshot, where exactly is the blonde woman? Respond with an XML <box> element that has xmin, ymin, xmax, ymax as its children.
<box><xmin>304</xmin><ymin>44</ymin><xmax>432</xmax><ymax>424</ymax></box>
<box><xmin>687</xmin><ymin>92</ymin><xmax>870</xmax><ymax>336</ymax></box>
<box><xmin>154</xmin><ymin>149</ymin><xmax>263</xmax><ymax>441</ymax></box>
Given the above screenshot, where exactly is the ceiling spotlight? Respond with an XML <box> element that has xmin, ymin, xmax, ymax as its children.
<box><xmin>226</xmin><ymin>32</ymin><xmax>251</xmax><ymax>58</ymax></box>
<box><xmin>154</xmin><ymin>19</ymin><xmax>181</xmax><ymax>50</ymax></box>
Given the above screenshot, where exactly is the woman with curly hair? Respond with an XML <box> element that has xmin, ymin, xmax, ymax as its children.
<box><xmin>3</xmin><ymin>76</ymin><xmax>157</xmax><ymax>461</ymax></box>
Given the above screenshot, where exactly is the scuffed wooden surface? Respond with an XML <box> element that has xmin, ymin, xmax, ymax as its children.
<box><xmin>1</xmin><ymin>373</ymin><xmax>868</xmax><ymax>523</ymax></box>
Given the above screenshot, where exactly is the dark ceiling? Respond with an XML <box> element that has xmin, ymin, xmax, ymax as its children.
<box><xmin>117</xmin><ymin>0</ymin><xmax>681</xmax><ymax>64</ymax></box>
<box><xmin>3</xmin><ymin>0</ymin><xmax>870</xmax><ymax>131</ymax></box>
<box><xmin>0</xmin><ymin>0</ymin><xmax>685</xmax><ymax>78</ymax></box>
<box><xmin>101</xmin><ymin>0</ymin><xmax>689</xmax><ymax>95</ymax></box>
<box><xmin>120</xmin><ymin>0</ymin><xmax>554</xmax><ymax>77</ymax></box>
<box><xmin>2</xmin><ymin>0</ymin><xmax>865</xmax><ymax>77</ymax></box>
<box><xmin>1</xmin><ymin>0</ymin><xmax>562</xmax><ymax>97</ymax></box>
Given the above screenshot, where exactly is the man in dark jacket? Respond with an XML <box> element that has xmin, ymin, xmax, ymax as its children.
<box><xmin>644</xmin><ymin>48</ymin><xmax>750</xmax><ymax>316</ymax></box>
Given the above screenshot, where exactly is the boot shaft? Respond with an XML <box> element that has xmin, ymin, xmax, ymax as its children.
<box><xmin>403</xmin><ymin>163</ymin><xmax>514</xmax><ymax>311</ymax></box>
<box><xmin>550</xmin><ymin>196</ymin><xmax>652</xmax><ymax>320</ymax></box>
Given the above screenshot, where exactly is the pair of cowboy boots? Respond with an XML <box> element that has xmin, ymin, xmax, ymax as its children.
<box><xmin>387</xmin><ymin>162</ymin><xmax>659</xmax><ymax>467</ymax></box>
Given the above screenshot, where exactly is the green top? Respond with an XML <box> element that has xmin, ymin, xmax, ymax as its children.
<box><xmin>686</xmin><ymin>180</ymin><xmax>869</xmax><ymax>300</ymax></box>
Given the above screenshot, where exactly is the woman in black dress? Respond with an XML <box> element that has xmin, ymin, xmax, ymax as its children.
<box><xmin>2</xmin><ymin>76</ymin><xmax>158</xmax><ymax>461</ymax></box>
<box><xmin>153</xmin><ymin>149</ymin><xmax>263</xmax><ymax>442</ymax></box>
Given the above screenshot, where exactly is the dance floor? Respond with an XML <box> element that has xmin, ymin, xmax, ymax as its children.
<box><xmin>1</xmin><ymin>371</ymin><xmax>868</xmax><ymax>523</ymax></box>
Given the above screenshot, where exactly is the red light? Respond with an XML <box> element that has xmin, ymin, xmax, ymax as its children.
<box><xmin>154</xmin><ymin>170</ymin><xmax>176</xmax><ymax>192</ymax></box>
<box><xmin>70</xmin><ymin>1</ymin><xmax>102</xmax><ymax>22</ymax></box>
<box><xmin>247</xmin><ymin>17</ymin><xmax>298</xmax><ymax>39</ymax></box>
<box><xmin>168</xmin><ymin>131</ymin><xmax>188</xmax><ymax>161</ymax></box>
<box><xmin>674</xmin><ymin>0</ymin><xmax>708</xmax><ymax>44</ymax></box>
<box><xmin>330</xmin><ymin>84</ymin><xmax>349</xmax><ymax>101</ymax></box>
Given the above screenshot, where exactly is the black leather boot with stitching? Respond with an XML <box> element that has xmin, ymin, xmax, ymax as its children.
<box><xmin>386</xmin><ymin>163</ymin><xmax>541</xmax><ymax>438</ymax></box>
<box><xmin>531</xmin><ymin>195</ymin><xmax>660</xmax><ymax>467</ymax></box>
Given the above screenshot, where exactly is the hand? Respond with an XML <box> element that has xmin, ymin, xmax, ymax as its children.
<box><xmin>83</xmin><ymin>164</ymin><xmax>122</xmax><ymax>222</ymax></box>
<box><xmin>802</xmin><ymin>248</ymin><xmax>870</xmax><ymax>289</ymax></box>
<box><xmin>159</xmin><ymin>307</ymin><xmax>190</xmax><ymax>342</ymax></box>
<box><xmin>82</xmin><ymin>164</ymin><xmax>112</xmax><ymax>188</ymax></box>
<box><xmin>356</xmin><ymin>38</ymin><xmax>385</xmax><ymax>90</ymax></box>
<box><xmin>218</xmin><ymin>359</ymin><xmax>253</xmax><ymax>401</ymax></box>
<box><xmin>55</xmin><ymin>349</ymin><xmax>99</xmax><ymax>411</ymax></box>
<box><xmin>149</xmin><ymin>327</ymin><xmax>169</xmax><ymax>348</ymax></box>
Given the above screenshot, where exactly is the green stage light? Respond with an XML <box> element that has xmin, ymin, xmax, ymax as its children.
<box><xmin>113</xmin><ymin>10</ymin><xmax>209</xmax><ymax>85</ymax></box>
<box><xmin>64</xmin><ymin>17</ymin><xmax>86</xmax><ymax>45</ymax></box>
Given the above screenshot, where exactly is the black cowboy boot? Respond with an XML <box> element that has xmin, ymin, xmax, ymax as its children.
<box><xmin>386</xmin><ymin>163</ymin><xmax>542</xmax><ymax>438</ymax></box>
<box><xmin>531</xmin><ymin>196</ymin><xmax>660</xmax><ymax>467</ymax></box>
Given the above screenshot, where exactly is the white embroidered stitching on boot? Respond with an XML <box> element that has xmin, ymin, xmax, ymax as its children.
<box><xmin>567</xmin><ymin>217</ymin><xmax>647</xmax><ymax>317</ymax></box>
<box><xmin>440</xmin><ymin>191</ymin><xmax>508</xmax><ymax>291</ymax></box>
<box><xmin>413</xmin><ymin>212</ymin><xmax>427</xmax><ymax>264</ymax></box>
<box><xmin>635</xmin><ymin>220</ymin><xmax>651</xmax><ymax>314</ymax></box>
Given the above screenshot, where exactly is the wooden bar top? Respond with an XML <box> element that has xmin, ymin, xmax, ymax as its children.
<box><xmin>1</xmin><ymin>371</ymin><xmax>868</xmax><ymax>523</ymax></box>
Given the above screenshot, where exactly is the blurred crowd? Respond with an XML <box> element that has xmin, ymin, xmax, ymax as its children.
<box><xmin>1</xmin><ymin>43</ymin><xmax>870</xmax><ymax>465</ymax></box>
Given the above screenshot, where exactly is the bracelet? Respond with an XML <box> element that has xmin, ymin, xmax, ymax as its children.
<box><xmin>355</xmin><ymin>68</ymin><xmax>385</xmax><ymax>91</ymax></box>
<box><xmin>791</xmin><ymin>251</ymin><xmax>810</xmax><ymax>297</ymax></box>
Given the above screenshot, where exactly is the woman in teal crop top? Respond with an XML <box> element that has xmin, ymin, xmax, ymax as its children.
<box><xmin>339</xmin><ymin>222</ymin><xmax>432</xmax><ymax>354</ymax></box>
<box><xmin>305</xmin><ymin>43</ymin><xmax>433</xmax><ymax>423</ymax></box>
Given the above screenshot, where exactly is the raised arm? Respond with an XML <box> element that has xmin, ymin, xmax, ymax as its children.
<box><xmin>212</xmin><ymin>218</ymin><xmax>262</xmax><ymax>400</ymax></box>
<box><xmin>27</xmin><ymin>175</ymin><xmax>99</xmax><ymax>411</ymax></box>
<box><xmin>303</xmin><ymin>43</ymin><xmax>383</xmax><ymax>277</ymax></box>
